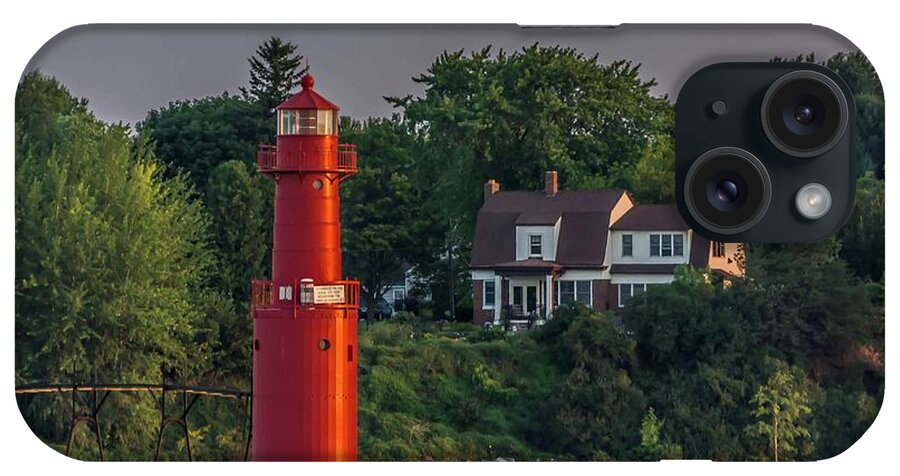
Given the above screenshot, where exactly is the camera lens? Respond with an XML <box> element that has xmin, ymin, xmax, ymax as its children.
<box><xmin>715</xmin><ymin>180</ymin><xmax>738</xmax><ymax>203</ymax></box>
<box><xmin>793</xmin><ymin>104</ymin><xmax>815</xmax><ymax>124</ymax></box>
<box><xmin>684</xmin><ymin>147</ymin><xmax>771</xmax><ymax>234</ymax></box>
<box><xmin>761</xmin><ymin>70</ymin><xmax>849</xmax><ymax>158</ymax></box>
<box><xmin>708</xmin><ymin>174</ymin><xmax>747</xmax><ymax>212</ymax></box>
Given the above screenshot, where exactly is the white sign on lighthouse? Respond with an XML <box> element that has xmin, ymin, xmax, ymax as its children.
<box><xmin>313</xmin><ymin>285</ymin><xmax>346</xmax><ymax>304</ymax></box>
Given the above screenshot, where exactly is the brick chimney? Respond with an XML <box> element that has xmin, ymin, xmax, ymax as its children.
<box><xmin>484</xmin><ymin>179</ymin><xmax>500</xmax><ymax>203</ymax></box>
<box><xmin>545</xmin><ymin>171</ymin><xmax>558</xmax><ymax>197</ymax></box>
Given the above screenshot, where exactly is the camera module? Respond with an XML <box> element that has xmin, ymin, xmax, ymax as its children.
<box><xmin>761</xmin><ymin>70</ymin><xmax>849</xmax><ymax>158</ymax></box>
<box><xmin>684</xmin><ymin>147</ymin><xmax>772</xmax><ymax>235</ymax></box>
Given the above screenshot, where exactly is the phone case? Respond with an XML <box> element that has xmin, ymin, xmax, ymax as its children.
<box><xmin>14</xmin><ymin>24</ymin><xmax>884</xmax><ymax>462</ymax></box>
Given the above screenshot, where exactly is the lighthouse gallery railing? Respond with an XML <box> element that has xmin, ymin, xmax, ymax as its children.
<box><xmin>251</xmin><ymin>279</ymin><xmax>360</xmax><ymax>318</ymax></box>
<box><xmin>256</xmin><ymin>144</ymin><xmax>357</xmax><ymax>175</ymax></box>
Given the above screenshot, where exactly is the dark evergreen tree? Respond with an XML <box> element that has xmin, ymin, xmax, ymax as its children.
<box><xmin>241</xmin><ymin>36</ymin><xmax>308</xmax><ymax>113</ymax></box>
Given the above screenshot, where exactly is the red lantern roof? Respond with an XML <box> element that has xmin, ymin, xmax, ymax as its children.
<box><xmin>275</xmin><ymin>74</ymin><xmax>339</xmax><ymax>111</ymax></box>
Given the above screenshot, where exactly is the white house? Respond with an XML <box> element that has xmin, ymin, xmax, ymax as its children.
<box><xmin>470</xmin><ymin>171</ymin><xmax>742</xmax><ymax>325</ymax></box>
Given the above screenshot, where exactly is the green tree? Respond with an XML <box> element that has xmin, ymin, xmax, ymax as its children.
<box><xmin>625</xmin><ymin>266</ymin><xmax>764</xmax><ymax>372</ymax></box>
<box><xmin>140</xmin><ymin>93</ymin><xmax>269</xmax><ymax>188</ymax></box>
<box><xmin>205</xmin><ymin>160</ymin><xmax>272</xmax><ymax>302</ymax></box>
<box><xmin>15</xmin><ymin>73</ymin><xmax>216</xmax><ymax>458</ymax></box>
<box><xmin>340</xmin><ymin>116</ymin><xmax>429</xmax><ymax>312</ymax></box>
<box><xmin>639</xmin><ymin>407</ymin><xmax>683</xmax><ymax>460</ymax></box>
<box><xmin>838</xmin><ymin>172</ymin><xmax>884</xmax><ymax>281</ymax></box>
<box><xmin>624</xmin><ymin>268</ymin><xmax>766</xmax><ymax>459</ymax></box>
<box><xmin>747</xmin><ymin>361</ymin><xmax>815</xmax><ymax>461</ymax></box>
<box><xmin>389</xmin><ymin>45</ymin><xmax>673</xmax><ymax>236</ymax></box>
<box><xmin>627</xmin><ymin>134</ymin><xmax>675</xmax><ymax>203</ymax></box>
<box><xmin>745</xmin><ymin>239</ymin><xmax>875</xmax><ymax>372</ymax></box>
<box><xmin>241</xmin><ymin>36</ymin><xmax>308</xmax><ymax>113</ymax></box>
<box><xmin>202</xmin><ymin>160</ymin><xmax>273</xmax><ymax>379</ymax></box>
<box><xmin>536</xmin><ymin>305</ymin><xmax>646</xmax><ymax>460</ymax></box>
<box><xmin>825</xmin><ymin>51</ymin><xmax>884</xmax><ymax>178</ymax></box>
<box><xmin>15</xmin><ymin>70</ymin><xmax>88</xmax><ymax>156</ymax></box>
<box><xmin>812</xmin><ymin>385</ymin><xmax>880</xmax><ymax>459</ymax></box>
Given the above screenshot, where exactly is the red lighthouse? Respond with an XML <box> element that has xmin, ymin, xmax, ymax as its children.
<box><xmin>250</xmin><ymin>73</ymin><xmax>359</xmax><ymax>461</ymax></box>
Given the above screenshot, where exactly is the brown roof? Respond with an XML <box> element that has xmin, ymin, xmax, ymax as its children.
<box><xmin>470</xmin><ymin>190</ymin><xmax>625</xmax><ymax>268</ymax></box>
<box><xmin>689</xmin><ymin>234</ymin><xmax>711</xmax><ymax>267</ymax></box>
<box><xmin>610</xmin><ymin>204</ymin><xmax>689</xmax><ymax>231</ymax></box>
<box><xmin>609</xmin><ymin>264</ymin><xmax>679</xmax><ymax>274</ymax></box>
<box><xmin>483</xmin><ymin>259</ymin><xmax>563</xmax><ymax>275</ymax></box>
<box><xmin>555</xmin><ymin>211</ymin><xmax>610</xmax><ymax>266</ymax></box>
<box><xmin>516</xmin><ymin>210</ymin><xmax>562</xmax><ymax>225</ymax></box>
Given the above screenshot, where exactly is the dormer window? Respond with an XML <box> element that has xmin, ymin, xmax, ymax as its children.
<box><xmin>529</xmin><ymin>234</ymin><xmax>543</xmax><ymax>257</ymax></box>
<box><xmin>622</xmin><ymin>234</ymin><xmax>633</xmax><ymax>257</ymax></box>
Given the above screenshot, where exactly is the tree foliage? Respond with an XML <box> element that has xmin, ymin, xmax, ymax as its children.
<box><xmin>627</xmin><ymin>134</ymin><xmax>675</xmax><ymax>203</ymax></box>
<box><xmin>745</xmin><ymin>239</ymin><xmax>875</xmax><ymax>373</ymax></box>
<box><xmin>639</xmin><ymin>407</ymin><xmax>683</xmax><ymax>460</ymax></box>
<box><xmin>15</xmin><ymin>72</ymin><xmax>220</xmax><ymax>458</ymax></box>
<box><xmin>15</xmin><ymin>70</ymin><xmax>88</xmax><ymax>156</ymax></box>
<box><xmin>535</xmin><ymin>306</ymin><xmax>646</xmax><ymax>460</ymax></box>
<box><xmin>205</xmin><ymin>160</ymin><xmax>272</xmax><ymax>302</ymax></box>
<box><xmin>339</xmin><ymin>116</ymin><xmax>430</xmax><ymax>309</ymax></box>
<box><xmin>140</xmin><ymin>93</ymin><xmax>269</xmax><ymax>188</ymax></box>
<box><xmin>389</xmin><ymin>44</ymin><xmax>673</xmax><ymax>235</ymax></box>
<box><xmin>838</xmin><ymin>172</ymin><xmax>884</xmax><ymax>281</ymax></box>
<box><xmin>746</xmin><ymin>360</ymin><xmax>816</xmax><ymax>461</ymax></box>
<box><xmin>240</xmin><ymin>36</ymin><xmax>308</xmax><ymax>113</ymax></box>
<box><xmin>825</xmin><ymin>51</ymin><xmax>884</xmax><ymax>178</ymax></box>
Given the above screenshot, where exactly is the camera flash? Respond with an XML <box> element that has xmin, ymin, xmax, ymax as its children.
<box><xmin>795</xmin><ymin>183</ymin><xmax>832</xmax><ymax>220</ymax></box>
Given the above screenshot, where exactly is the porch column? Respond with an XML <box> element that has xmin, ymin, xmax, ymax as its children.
<box><xmin>493</xmin><ymin>274</ymin><xmax>503</xmax><ymax>325</ymax></box>
<box><xmin>545</xmin><ymin>274</ymin><xmax>554</xmax><ymax>319</ymax></box>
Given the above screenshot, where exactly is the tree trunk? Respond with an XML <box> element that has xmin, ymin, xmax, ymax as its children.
<box><xmin>363</xmin><ymin>288</ymin><xmax>378</xmax><ymax>320</ymax></box>
<box><xmin>774</xmin><ymin>415</ymin><xmax>779</xmax><ymax>462</ymax></box>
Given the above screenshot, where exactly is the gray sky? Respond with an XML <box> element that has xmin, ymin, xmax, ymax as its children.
<box><xmin>25</xmin><ymin>24</ymin><xmax>858</xmax><ymax>126</ymax></box>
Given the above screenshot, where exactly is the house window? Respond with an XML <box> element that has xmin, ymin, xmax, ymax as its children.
<box><xmin>576</xmin><ymin>281</ymin><xmax>592</xmax><ymax>305</ymax></box>
<box><xmin>713</xmin><ymin>241</ymin><xmax>726</xmax><ymax>257</ymax></box>
<box><xmin>618</xmin><ymin>283</ymin><xmax>648</xmax><ymax>307</ymax></box>
<box><xmin>556</xmin><ymin>280</ymin><xmax>592</xmax><ymax>306</ymax></box>
<box><xmin>622</xmin><ymin>234</ymin><xmax>633</xmax><ymax>257</ymax></box>
<box><xmin>392</xmin><ymin>289</ymin><xmax>405</xmax><ymax>305</ymax></box>
<box><xmin>529</xmin><ymin>234</ymin><xmax>543</xmax><ymax>257</ymax></box>
<box><xmin>650</xmin><ymin>234</ymin><xmax>684</xmax><ymax>257</ymax></box>
<box><xmin>483</xmin><ymin>281</ymin><xmax>496</xmax><ymax>309</ymax></box>
<box><xmin>559</xmin><ymin>281</ymin><xmax>575</xmax><ymax>304</ymax></box>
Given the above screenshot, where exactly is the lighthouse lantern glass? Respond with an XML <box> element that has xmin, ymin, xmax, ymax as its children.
<box><xmin>278</xmin><ymin>109</ymin><xmax>337</xmax><ymax>135</ymax></box>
